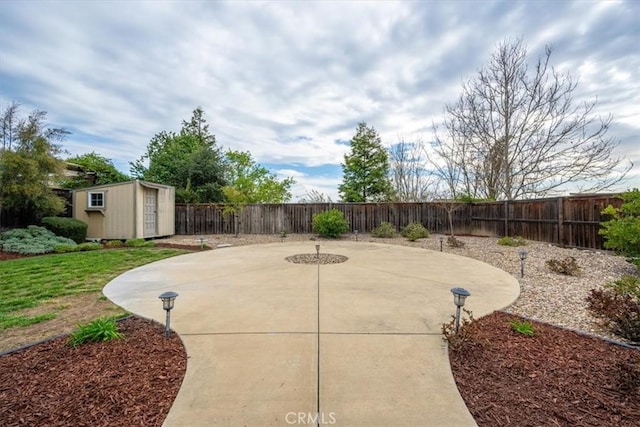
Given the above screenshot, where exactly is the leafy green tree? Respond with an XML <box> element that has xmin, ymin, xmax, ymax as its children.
<box><xmin>61</xmin><ymin>152</ymin><xmax>129</xmax><ymax>188</ymax></box>
<box><xmin>0</xmin><ymin>103</ymin><xmax>67</xmax><ymax>222</ymax></box>
<box><xmin>338</xmin><ymin>122</ymin><xmax>392</xmax><ymax>202</ymax></box>
<box><xmin>222</xmin><ymin>150</ymin><xmax>294</xmax><ymax>235</ymax></box>
<box><xmin>223</xmin><ymin>150</ymin><xmax>294</xmax><ymax>204</ymax></box>
<box><xmin>600</xmin><ymin>189</ymin><xmax>640</xmax><ymax>258</ymax></box>
<box><xmin>130</xmin><ymin>107</ymin><xmax>226</xmax><ymax>202</ymax></box>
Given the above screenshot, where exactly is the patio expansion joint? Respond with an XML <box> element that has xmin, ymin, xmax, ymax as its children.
<box><xmin>178</xmin><ymin>331</ymin><xmax>443</xmax><ymax>336</ymax></box>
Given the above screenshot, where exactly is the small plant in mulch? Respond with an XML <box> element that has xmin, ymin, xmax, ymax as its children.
<box><xmin>587</xmin><ymin>275</ymin><xmax>640</xmax><ymax>343</ymax></box>
<box><xmin>442</xmin><ymin>308</ymin><xmax>476</xmax><ymax>351</ymax></box>
<box><xmin>54</xmin><ymin>244</ymin><xmax>79</xmax><ymax>254</ymax></box>
<box><xmin>447</xmin><ymin>235</ymin><xmax>465</xmax><ymax>248</ymax></box>
<box><xmin>401</xmin><ymin>222</ymin><xmax>430</xmax><ymax>241</ymax></box>
<box><xmin>68</xmin><ymin>317</ymin><xmax>125</xmax><ymax>348</ymax></box>
<box><xmin>77</xmin><ymin>242</ymin><xmax>103</xmax><ymax>251</ymax></box>
<box><xmin>371</xmin><ymin>222</ymin><xmax>396</xmax><ymax>238</ymax></box>
<box><xmin>546</xmin><ymin>256</ymin><xmax>580</xmax><ymax>275</ymax></box>
<box><xmin>125</xmin><ymin>238</ymin><xmax>156</xmax><ymax>248</ymax></box>
<box><xmin>105</xmin><ymin>239</ymin><xmax>124</xmax><ymax>248</ymax></box>
<box><xmin>497</xmin><ymin>235</ymin><xmax>527</xmax><ymax>247</ymax></box>
<box><xmin>510</xmin><ymin>319</ymin><xmax>535</xmax><ymax>336</ymax></box>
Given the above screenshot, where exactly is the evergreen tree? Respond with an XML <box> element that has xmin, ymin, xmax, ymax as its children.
<box><xmin>338</xmin><ymin>122</ymin><xmax>392</xmax><ymax>202</ymax></box>
<box><xmin>130</xmin><ymin>107</ymin><xmax>226</xmax><ymax>202</ymax></box>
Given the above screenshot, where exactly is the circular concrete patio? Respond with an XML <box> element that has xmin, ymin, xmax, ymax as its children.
<box><xmin>104</xmin><ymin>241</ymin><xmax>519</xmax><ymax>426</ymax></box>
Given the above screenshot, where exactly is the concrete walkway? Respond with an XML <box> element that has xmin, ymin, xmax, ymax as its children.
<box><xmin>103</xmin><ymin>241</ymin><xmax>520</xmax><ymax>427</ymax></box>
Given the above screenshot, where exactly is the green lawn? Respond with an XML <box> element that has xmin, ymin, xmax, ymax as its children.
<box><xmin>0</xmin><ymin>248</ymin><xmax>189</xmax><ymax>330</ymax></box>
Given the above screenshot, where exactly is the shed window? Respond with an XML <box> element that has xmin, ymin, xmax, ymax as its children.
<box><xmin>88</xmin><ymin>192</ymin><xmax>105</xmax><ymax>208</ymax></box>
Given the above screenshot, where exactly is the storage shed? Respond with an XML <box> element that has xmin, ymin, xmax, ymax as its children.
<box><xmin>72</xmin><ymin>180</ymin><xmax>175</xmax><ymax>241</ymax></box>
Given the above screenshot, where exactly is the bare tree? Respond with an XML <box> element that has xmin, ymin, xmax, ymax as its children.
<box><xmin>433</xmin><ymin>38</ymin><xmax>632</xmax><ymax>200</ymax></box>
<box><xmin>1</xmin><ymin>101</ymin><xmax>22</xmax><ymax>151</ymax></box>
<box><xmin>298</xmin><ymin>189</ymin><xmax>332</xmax><ymax>203</ymax></box>
<box><xmin>388</xmin><ymin>138</ymin><xmax>437</xmax><ymax>201</ymax></box>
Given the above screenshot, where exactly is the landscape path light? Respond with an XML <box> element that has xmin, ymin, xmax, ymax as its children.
<box><xmin>198</xmin><ymin>237</ymin><xmax>206</xmax><ymax>250</ymax></box>
<box><xmin>354</xmin><ymin>229</ymin><xmax>359</xmax><ymax>242</ymax></box>
<box><xmin>159</xmin><ymin>291</ymin><xmax>178</xmax><ymax>338</ymax></box>
<box><xmin>315</xmin><ymin>244</ymin><xmax>320</xmax><ymax>260</ymax></box>
<box><xmin>450</xmin><ymin>287</ymin><xmax>470</xmax><ymax>333</ymax></box>
<box><xmin>439</xmin><ymin>236</ymin><xmax>444</xmax><ymax>252</ymax></box>
<box><xmin>519</xmin><ymin>249</ymin><xmax>528</xmax><ymax>278</ymax></box>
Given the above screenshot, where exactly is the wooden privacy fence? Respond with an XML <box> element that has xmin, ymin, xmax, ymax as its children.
<box><xmin>175</xmin><ymin>193</ymin><xmax>623</xmax><ymax>250</ymax></box>
<box><xmin>469</xmin><ymin>194</ymin><xmax>623</xmax><ymax>249</ymax></box>
<box><xmin>175</xmin><ymin>202</ymin><xmax>470</xmax><ymax>236</ymax></box>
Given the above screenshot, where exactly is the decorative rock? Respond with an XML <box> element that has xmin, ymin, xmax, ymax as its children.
<box><xmin>285</xmin><ymin>253</ymin><xmax>348</xmax><ymax>265</ymax></box>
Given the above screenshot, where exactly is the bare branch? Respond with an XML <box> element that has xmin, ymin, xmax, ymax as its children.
<box><xmin>432</xmin><ymin>38</ymin><xmax>631</xmax><ymax>200</ymax></box>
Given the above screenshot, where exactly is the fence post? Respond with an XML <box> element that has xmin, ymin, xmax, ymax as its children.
<box><xmin>558</xmin><ymin>197</ymin><xmax>564</xmax><ymax>248</ymax></box>
<box><xmin>186</xmin><ymin>204</ymin><xmax>190</xmax><ymax>234</ymax></box>
<box><xmin>504</xmin><ymin>200</ymin><xmax>509</xmax><ymax>236</ymax></box>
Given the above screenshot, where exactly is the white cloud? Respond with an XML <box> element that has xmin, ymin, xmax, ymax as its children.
<box><xmin>1</xmin><ymin>0</ymin><xmax>638</xmax><ymax>193</ymax></box>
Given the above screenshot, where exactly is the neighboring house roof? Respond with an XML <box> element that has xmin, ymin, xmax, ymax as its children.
<box><xmin>71</xmin><ymin>180</ymin><xmax>174</xmax><ymax>192</ymax></box>
<box><xmin>63</xmin><ymin>162</ymin><xmax>87</xmax><ymax>178</ymax></box>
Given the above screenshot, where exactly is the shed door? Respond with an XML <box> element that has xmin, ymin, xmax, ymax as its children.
<box><xmin>143</xmin><ymin>188</ymin><xmax>157</xmax><ymax>237</ymax></box>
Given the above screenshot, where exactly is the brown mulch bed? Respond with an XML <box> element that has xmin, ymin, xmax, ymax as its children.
<box><xmin>0</xmin><ymin>317</ymin><xmax>187</xmax><ymax>427</ymax></box>
<box><xmin>0</xmin><ymin>251</ymin><xmax>29</xmax><ymax>261</ymax></box>
<box><xmin>450</xmin><ymin>311</ymin><xmax>640</xmax><ymax>426</ymax></box>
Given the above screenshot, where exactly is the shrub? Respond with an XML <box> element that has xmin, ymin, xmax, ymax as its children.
<box><xmin>441</xmin><ymin>308</ymin><xmax>476</xmax><ymax>352</ymax></box>
<box><xmin>77</xmin><ymin>242</ymin><xmax>103</xmax><ymax>251</ymax></box>
<box><xmin>546</xmin><ymin>256</ymin><xmax>581</xmax><ymax>275</ymax></box>
<box><xmin>41</xmin><ymin>217</ymin><xmax>88</xmax><ymax>243</ymax></box>
<box><xmin>124</xmin><ymin>238</ymin><xmax>156</xmax><ymax>247</ymax></box>
<box><xmin>498</xmin><ymin>235</ymin><xmax>527</xmax><ymax>247</ymax></box>
<box><xmin>401</xmin><ymin>222</ymin><xmax>429</xmax><ymax>241</ymax></box>
<box><xmin>447</xmin><ymin>235</ymin><xmax>465</xmax><ymax>248</ymax></box>
<box><xmin>68</xmin><ymin>317</ymin><xmax>125</xmax><ymax>348</ymax></box>
<box><xmin>604</xmin><ymin>275</ymin><xmax>640</xmax><ymax>300</ymax></box>
<box><xmin>312</xmin><ymin>209</ymin><xmax>349</xmax><ymax>238</ymax></box>
<box><xmin>105</xmin><ymin>240</ymin><xmax>124</xmax><ymax>248</ymax></box>
<box><xmin>510</xmin><ymin>319</ymin><xmax>535</xmax><ymax>336</ymax></box>
<box><xmin>0</xmin><ymin>226</ymin><xmax>76</xmax><ymax>254</ymax></box>
<box><xmin>599</xmin><ymin>189</ymin><xmax>640</xmax><ymax>258</ymax></box>
<box><xmin>587</xmin><ymin>288</ymin><xmax>640</xmax><ymax>343</ymax></box>
<box><xmin>54</xmin><ymin>244</ymin><xmax>80</xmax><ymax>254</ymax></box>
<box><xmin>371</xmin><ymin>222</ymin><xmax>396</xmax><ymax>238</ymax></box>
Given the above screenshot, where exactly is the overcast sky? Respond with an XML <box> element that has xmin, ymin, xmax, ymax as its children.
<box><xmin>1</xmin><ymin>0</ymin><xmax>638</xmax><ymax>201</ymax></box>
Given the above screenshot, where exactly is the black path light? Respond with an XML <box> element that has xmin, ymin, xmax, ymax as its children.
<box><xmin>450</xmin><ymin>287</ymin><xmax>471</xmax><ymax>333</ymax></box>
<box><xmin>159</xmin><ymin>291</ymin><xmax>179</xmax><ymax>338</ymax></box>
<box><xmin>439</xmin><ymin>236</ymin><xmax>444</xmax><ymax>252</ymax></box>
<box><xmin>519</xmin><ymin>249</ymin><xmax>528</xmax><ymax>278</ymax></box>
